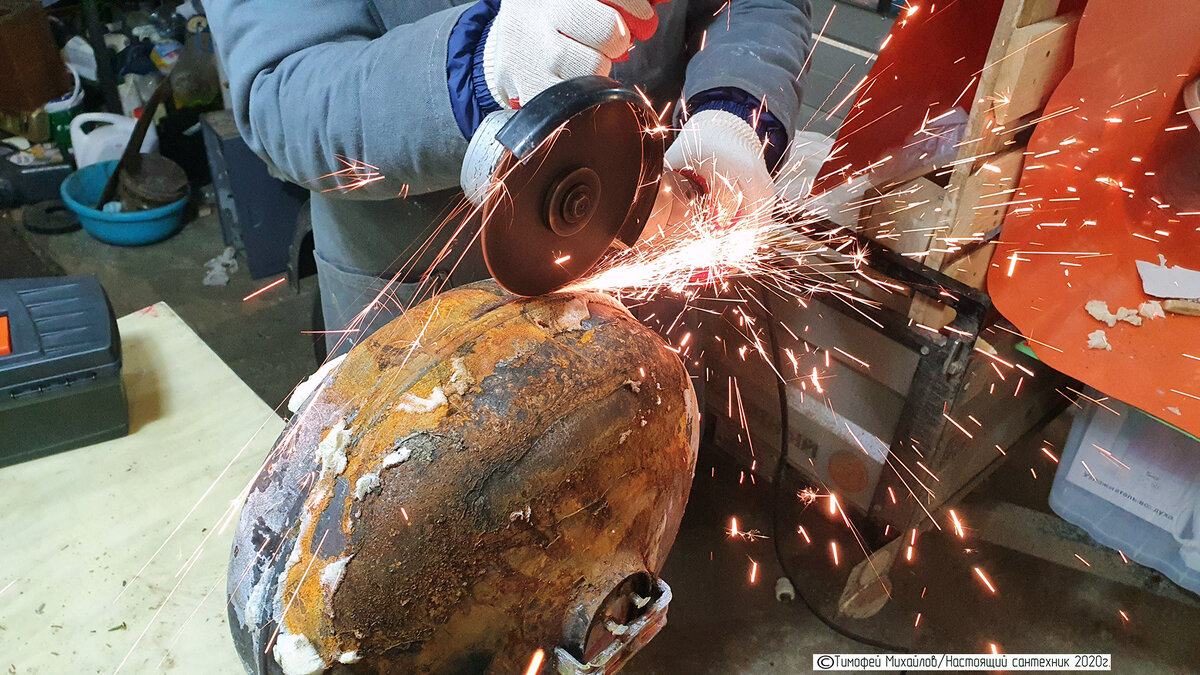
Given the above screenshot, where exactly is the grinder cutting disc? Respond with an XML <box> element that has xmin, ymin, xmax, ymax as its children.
<box><xmin>477</xmin><ymin>77</ymin><xmax>664</xmax><ymax>296</ymax></box>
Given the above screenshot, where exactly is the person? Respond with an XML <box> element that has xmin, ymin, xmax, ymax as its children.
<box><xmin>206</xmin><ymin>0</ymin><xmax>813</xmax><ymax>356</ymax></box>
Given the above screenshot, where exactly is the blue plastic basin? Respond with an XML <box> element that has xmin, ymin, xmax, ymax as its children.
<box><xmin>60</xmin><ymin>159</ymin><xmax>187</xmax><ymax>246</ymax></box>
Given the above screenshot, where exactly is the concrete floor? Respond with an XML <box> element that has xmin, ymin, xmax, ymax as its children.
<box><xmin>5</xmin><ymin>209</ymin><xmax>318</xmax><ymax>407</ymax></box>
<box><xmin>6</xmin><ymin>210</ymin><xmax>1199</xmax><ymax>674</ymax></box>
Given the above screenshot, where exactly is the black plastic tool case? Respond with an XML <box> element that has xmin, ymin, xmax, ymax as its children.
<box><xmin>0</xmin><ymin>276</ymin><xmax>128</xmax><ymax>465</ymax></box>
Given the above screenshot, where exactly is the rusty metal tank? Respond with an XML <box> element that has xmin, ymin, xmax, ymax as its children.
<box><xmin>228</xmin><ymin>280</ymin><xmax>699</xmax><ymax>674</ymax></box>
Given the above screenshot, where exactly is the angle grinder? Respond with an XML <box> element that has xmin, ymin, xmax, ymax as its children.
<box><xmin>461</xmin><ymin>76</ymin><xmax>702</xmax><ymax>297</ymax></box>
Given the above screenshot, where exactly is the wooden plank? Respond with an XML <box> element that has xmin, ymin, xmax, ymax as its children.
<box><xmin>920</xmin><ymin>0</ymin><xmax>1033</xmax><ymax>275</ymax></box>
<box><xmin>858</xmin><ymin>178</ymin><xmax>948</xmax><ymax>256</ymax></box>
<box><xmin>956</xmin><ymin>150</ymin><xmax>1026</xmax><ymax>239</ymax></box>
<box><xmin>1016</xmin><ymin>0</ymin><xmax>1061</xmax><ymax>26</ymax></box>
<box><xmin>908</xmin><ymin>149</ymin><xmax>1025</xmax><ymax>327</ymax></box>
<box><xmin>990</xmin><ymin>13</ymin><xmax>1081</xmax><ymax>125</ymax></box>
<box><xmin>0</xmin><ymin>303</ymin><xmax>284</xmax><ymax>672</ymax></box>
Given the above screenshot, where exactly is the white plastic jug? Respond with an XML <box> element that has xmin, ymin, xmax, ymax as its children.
<box><xmin>69</xmin><ymin>113</ymin><xmax>160</xmax><ymax>168</ymax></box>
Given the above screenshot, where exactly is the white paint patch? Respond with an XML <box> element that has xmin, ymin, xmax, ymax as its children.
<box><xmin>243</xmin><ymin>573</ymin><xmax>271</xmax><ymax>627</ymax></box>
<box><xmin>1087</xmin><ymin>329</ymin><xmax>1112</xmax><ymax>351</ymax></box>
<box><xmin>549</xmin><ymin>298</ymin><xmax>591</xmax><ymax>332</ymax></box>
<box><xmin>396</xmin><ymin>387</ymin><xmax>447</xmax><ymax>414</ymax></box>
<box><xmin>1085</xmin><ymin>300</ymin><xmax>1118</xmax><ymax>327</ymax></box>
<box><xmin>577</xmin><ymin>291</ymin><xmax>634</xmax><ymax>319</ymax></box>
<box><xmin>1139</xmin><ymin>300</ymin><xmax>1165</xmax><ymax>320</ymax></box>
<box><xmin>1113</xmin><ymin>306</ymin><xmax>1141</xmax><ymax>326</ymax></box>
<box><xmin>1086</xmin><ymin>301</ymin><xmax>1141</xmax><ymax>327</ymax></box>
<box><xmin>382</xmin><ymin>446</ymin><xmax>412</xmax><ymax>469</ymax></box>
<box><xmin>320</xmin><ymin>555</ymin><xmax>353</xmax><ymax>594</ymax></box>
<box><xmin>338</xmin><ymin>651</ymin><xmax>361</xmax><ymax>664</ymax></box>
<box><xmin>273</xmin><ymin>633</ymin><xmax>326</xmax><ymax>675</ymax></box>
<box><xmin>623</xmin><ymin>379</ymin><xmax>642</xmax><ymax>393</ymax></box>
<box><xmin>619</xmin><ymin>430</ymin><xmax>632</xmax><ymax>444</ymax></box>
<box><xmin>316</xmin><ymin>418</ymin><xmax>350</xmax><ymax>476</ymax></box>
<box><xmin>354</xmin><ymin>473</ymin><xmax>380</xmax><ymax>500</ymax></box>
<box><xmin>448</xmin><ymin>357</ymin><xmax>474</xmax><ymax>395</ymax></box>
<box><xmin>288</xmin><ymin>354</ymin><xmax>347</xmax><ymax>414</ymax></box>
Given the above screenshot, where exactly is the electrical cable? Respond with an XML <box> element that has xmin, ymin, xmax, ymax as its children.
<box><xmin>757</xmin><ymin>281</ymin><xmax>911</xmax><ymax>655</ymax></box>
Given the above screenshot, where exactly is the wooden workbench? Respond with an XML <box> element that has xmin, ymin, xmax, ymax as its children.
<box><xmin>0</xmin><ymin>302</ymin><xmax>284</xmax><ymax>673</ymax></box>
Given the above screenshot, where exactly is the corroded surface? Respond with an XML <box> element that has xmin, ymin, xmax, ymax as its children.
<box><xmin>228</xmin><ymin>281</ymin><xmax>698</xmax><ymax>674</ymax></box>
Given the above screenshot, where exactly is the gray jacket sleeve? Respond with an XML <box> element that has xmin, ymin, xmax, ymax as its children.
<box><xmin>206</xmin><ymin>1</ymin><xmax>470</xmax><ymax>199</ymax></box>
<box><xmin>683</xmin><ymin>0</ymin><xmax>813</xmax><ymax>137</ymax></box>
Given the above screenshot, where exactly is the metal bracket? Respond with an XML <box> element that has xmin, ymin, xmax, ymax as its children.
<box><xmin>555</xmin><ymin>578</ymin><xmax>672</xmax><ymax>675</ymax></box>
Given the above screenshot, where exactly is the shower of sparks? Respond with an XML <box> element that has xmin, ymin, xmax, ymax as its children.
<box><xmin>315</xmin><ymin>155</ymin><xmax>386</xmax><ymax>193</ymax></box>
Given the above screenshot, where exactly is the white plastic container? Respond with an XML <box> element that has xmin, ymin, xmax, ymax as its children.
<box><xmin>69</xmin><ymin>113</ymin><xmax>160</xmax><ymax>169</ymax></box>
<box><xmin>1050</xmin><ymin>392</ymin><xmax>1200</xmax><ymax>594</ymax></box>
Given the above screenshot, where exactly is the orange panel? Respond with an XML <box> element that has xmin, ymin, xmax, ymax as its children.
<box><xmin>0</xmin><ymin>315</ymin><xmax>9</xmax><ymax>356</ymax></box>
<box><xmin>989</xmin><ymin>0</ymin><xmax>1200</xmax><ymax>436</ymax></box>
<box><xmin>813</xmin><ymin>0</ymin><xmax>1004</xmax><ymax>193</ymax></box>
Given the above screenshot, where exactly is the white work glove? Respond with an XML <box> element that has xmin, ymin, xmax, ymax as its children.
<box><xmin>664</xmin><ymin>109</ymin><xmax>776</xmax><ymax>225</ymax></box>
<box><xmin>482</xmin><ymin>0</ymin><xmax>657</xmax><ymax>108</ymax></box>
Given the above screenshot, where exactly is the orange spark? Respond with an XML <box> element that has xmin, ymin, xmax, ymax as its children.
<box><xmin>949</xmin><ymin>509</ymin><xmax>966</xmax><ymax>539</ymax></box>
<box><xmin>973</xmin><ymin>566</ymin><xmax>997</xmax><ymax>594</ymax></box>
<box><xmin>242</xmin><ymin>277</ymin><xmax>286</xmax><ymax>302</ymax></box>
<box><xmin>524</xmin><ymin>649</ymin><xmax>545</xmax><ymax>675</ymax></box>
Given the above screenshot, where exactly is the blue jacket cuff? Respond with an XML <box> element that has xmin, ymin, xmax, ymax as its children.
<box><xmin>686</xmin><ymin>87</ymin><xmax>789</xmax><ymax>174</ymax></box>
<box><xmin>447</xmin><ymin>0</ymin><xmax>502</xmax><ymax>139</ymax></box>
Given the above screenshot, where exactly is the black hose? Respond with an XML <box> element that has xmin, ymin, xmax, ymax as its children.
<box><xmin>757</xmin><ymin>281</ymin><xmax>910</xmax><ymax>655</ymax></box>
